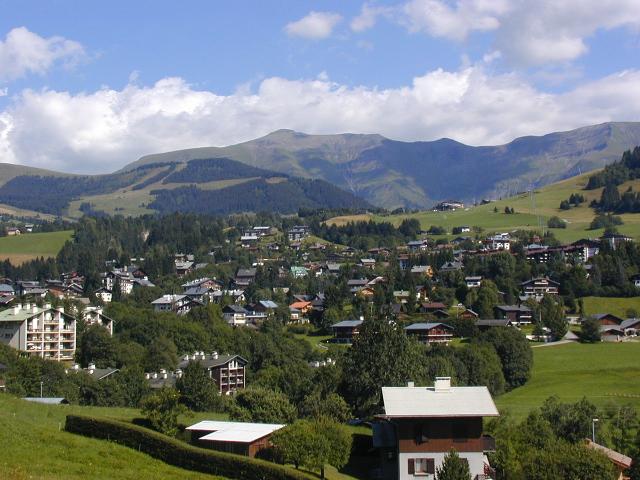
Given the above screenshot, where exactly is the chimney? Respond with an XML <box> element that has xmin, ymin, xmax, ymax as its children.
<box><xmin>159</xmin><ymin>368</ymin><xmax>166</xmax><ymax>375</ymax></box>
<box><xmin>407</xmin><ymin>381</ymin><xmax>415</xmax><ymax>388</ymax></box>
<box><xmin>152</xmin><ymin>372</ymin><xmax>158</xmax><ymax>379</ymax></box>
<box><xmin>25</xmin><ymin>303</ymin><xmax>31</xmax><ymax>310</ymax></box>
<box><xmin>162</xmin><ymin>372</ymin><xmax>168</xmax><ymax>379</ymax></box>
<box><xmin>183</xmin><ymin>355</ymin><xmax>189</xmax><ymax>361</ymax></box>
<box><xmin>72</xmin><ymin>364</ymin><xmax>80</xmax><ymax>370</ymax></box>
<box><xmin>32</xmin><ymin>304</ymin><xmax>38</xmax><ymax>313</ymax></box>
<box><xmin>145</xmin><ymin>373</ymin><xmax>150</xmax><ymax>379</ymax></box>
<box><xmin>57</xmin><ymin>306</ymin><xmax>65</xmax><ymax>314</ymax></box>
<box><xmin>44</xmin><ymin>303</ymin><xmax>51</xmax><ymax>310</ymax></box>
<box><xmin>212</xmin><ymin>351</ymin><xmax>218</xmax><ymax>359</ymax></box>
<box><xmin>434</xmin><ymin>377</ymin><xmax>451</xmax><ymax>392</ymax></box>
<box><xmin>88</xmin><ymin>363</ymin><xmax>96</xmax><ymax>371</ymax></box>
<box><xmin>13</xmin><ymin>305</ymin><xmax>20</xmax><ymax>315</ymax></box>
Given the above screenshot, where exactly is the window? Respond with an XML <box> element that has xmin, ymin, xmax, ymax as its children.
<box><xmin>453</xmin><ymin>421</ymin><xmax>469</xmax><ymax>441</ymax></box>
<box><xmin>408</xmin><ymin>458</ymin><xmax>434</xmax><ymax>476</ymax></box>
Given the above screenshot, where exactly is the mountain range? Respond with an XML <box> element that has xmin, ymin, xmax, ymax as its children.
<box><xmin>0</xmin><ymin>121</ymin><xmax>639</xmax><ymax>217</ymax></box>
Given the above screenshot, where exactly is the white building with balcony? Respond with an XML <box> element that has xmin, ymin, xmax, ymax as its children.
<box><xmin>0</xmin><ymin>303</ymin><xmax>76</xmax><ymax>361</ymax></box>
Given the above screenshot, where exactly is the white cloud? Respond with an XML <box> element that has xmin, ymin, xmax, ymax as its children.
<box><xmin>496</xmin><ymin>0</ymin><xmax>640</xmax><ymax>66</ymax></box>
<box><xmin>285</xmin><ymin>11</ymin><xmax>343</xmax><ymax>40</ymax></box>
<box><xmin>351</xmin><ymin>3</ymin><xmax>392</xmax><ymax>32</ymax></box>
<box><xmin>400</xmin><ymin>0</ymin><xmax>509</xmax><ymax>41</ymax></box>
<box><xmin>2</xmin><ymin>68</ymin><xmax>640</xmax><ymax>173</ymax></box>
<box><xmin>358</xmin><ymin>0</ymin><xmax>640</xmax><ymax>66</ymax></box>
<box><xmin>0</xmin><ymin>27</ymin><xmax>86</xmax><ymax>82</ymax></box>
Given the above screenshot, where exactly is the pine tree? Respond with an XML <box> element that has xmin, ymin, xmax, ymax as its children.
<box><xmin>436</xmin><ymin>449</ymin><xmax>471</xmax><ymax>480</ymax></box>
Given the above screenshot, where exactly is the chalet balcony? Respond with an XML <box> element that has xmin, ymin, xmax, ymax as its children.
<box><xmin>482</xmin><ymin>435</ymin><xmax>496</xmax><ymax>452</ymax></box>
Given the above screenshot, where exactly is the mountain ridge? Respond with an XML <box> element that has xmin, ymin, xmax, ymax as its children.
<box><xmin>118</xmin><ymin>121</ymin><xmax>640</xmax><ymax>209</ymax></box>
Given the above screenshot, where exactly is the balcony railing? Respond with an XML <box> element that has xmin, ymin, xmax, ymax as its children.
<box><xmin>482</xmin><ymin>435</ymin><xmax>496</xmax><ymax>452</ymax></box>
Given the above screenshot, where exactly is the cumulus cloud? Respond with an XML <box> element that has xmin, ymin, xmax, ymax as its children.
<box><xmin>400</xmin><ymin>0</ymin><xmax>509</xmax><ymax>41</ymax></box>
<box><xmin>2</xmin><ymin>67</ymin><xmax>640</xmax><ymax>173</ymax></box>
<box><xmin>356</xmin><ymin>0</ymin><xmax>640</xmax><ymax>66</ymax></box>
<box><xmin>0</xmin><ymin>27</ymin><xmax>85</xmax><ymax>82</ymax></box>
<box><xmin>285</xmin><ymin>11</ymin><xmax>343</xmax><ymax>39</ymax></box>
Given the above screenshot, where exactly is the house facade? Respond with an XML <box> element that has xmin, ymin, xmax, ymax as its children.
<box><xmin>520</xmin><ymin>277</ymin><xmax>559</xmax><ymax>300</ymax></box>
<box><xmin>179</xmin><ymin>352</ymin><xmax>248</xmax><ymax>395</ymax></box>
<box><xmin>404</xmin><ymin>323</ymin><xmax>454</xmax><ymax>344</ymax></box>
<box><xmin>0</xmin><ymin>303</ymin><xmax>76</xmax><ymax>361</ymax></box>
<box><xmin>376</xmin><ymin>378</ymin><xmax>498</xmax><ymax>480</ymax></box>
<box><xmin>331</xmin><ymin>319</ymin><xmax>364</xmax><ymax>343</ymax></box>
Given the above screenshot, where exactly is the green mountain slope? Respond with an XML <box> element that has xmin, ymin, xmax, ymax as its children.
<box><xmin>122</xmin><ymin>122</ymin><xmax>640</xmax><ymax>209</ymax></box>
<box><xmin>0</xmin><ymin>157</ymin><xmax>371</xmax><ymax>217</ymax></box>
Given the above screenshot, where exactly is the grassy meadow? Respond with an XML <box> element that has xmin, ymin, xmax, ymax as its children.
<box><xmin>0</xmin><ymin>394</ymin><xmax>225</xmax><ymax>480</ymax></box>
<box><xmin>580</xmin><ymin>296</ymin><xmax>640</xmax><ymax>317</ymax></box>
<box><xmin>0</xmin><ymin>230</ymin><xmax>73</xmax><ymax>265</ymax></box>
<box><xmin>496</xmin><ymin>342</ymin><xmax>640</xmax><ymax>419</ymax></box>
<box><xmin>328</xmin><ymin>171</ymin><xmax>640</xmax><ymax>242</ymax></box>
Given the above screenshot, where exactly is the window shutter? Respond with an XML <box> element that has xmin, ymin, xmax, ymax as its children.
<box><xmin>426</xmin><ymin>459</ymin><xmax>435</xmax><ymax>474</ymax></box>
<box><xmin>408</xmin><ymin>459</ymin><xmax>415</xmax><ymax>475</ymax></box>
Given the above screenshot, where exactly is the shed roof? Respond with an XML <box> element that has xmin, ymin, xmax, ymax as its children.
<box><xmin>187</xmin><ymin>421</ymin><xmax>284</xmax><ymax>443</ymax></box>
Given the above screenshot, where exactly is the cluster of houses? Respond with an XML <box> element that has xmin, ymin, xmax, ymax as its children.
<box><xmin>3</xmin><ymin>223</ymin><xmax>34</xmax><ymax>236</ymax></box>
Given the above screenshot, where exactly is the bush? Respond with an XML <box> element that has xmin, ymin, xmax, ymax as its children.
<box><xmin>547</xmin><ymin>216</ymin><xmax>567</xmax><ymax>229</ymax></box>
<box><xmin>64</xmin><ymin>415</ymin><xmax>313</xmax><ymax>480</ymax></box>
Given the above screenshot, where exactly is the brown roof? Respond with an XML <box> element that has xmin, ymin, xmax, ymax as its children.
<box><xmin>585</xmin><ymin>439</ymin><xmax>632</xmax><ymax>469</ymax></box>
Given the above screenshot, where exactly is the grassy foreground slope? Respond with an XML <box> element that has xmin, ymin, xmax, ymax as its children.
<box><xmin>0</xmin><ymin>230</ymin><xmax>73</xmax><ymax>265</ymax></box>
<box><xmin>0</xmin><ymin>394</ymin><xmax>223</xmax><ymax>480</ymax></box>
<box><xmin>328</xmin><ymin>171</ymin><xmax>640</xmax><ymax>242</ymax></box>
<box><xmin>496</xmin><ymin>342</ymin><xmax>640</xmax><ymax>419</ymax></box>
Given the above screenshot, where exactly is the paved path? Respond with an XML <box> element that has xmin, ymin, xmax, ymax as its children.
<box><xmin>532</xmin><ymin>339</ymin><xmax>575</xmax><ymax>348</ymax></box>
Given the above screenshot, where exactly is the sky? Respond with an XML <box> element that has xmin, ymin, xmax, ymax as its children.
<box><xmin>0</xmin><ymin>0</ymin><xmax>640</xmax><ymax>174</ymax></box>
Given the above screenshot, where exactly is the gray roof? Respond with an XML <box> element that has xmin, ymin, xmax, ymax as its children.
<box><xmin>620</xmin><ymin>318</ymin><xmax>640</xmax><ymax>329</ymax></box>
<box><xmin>259</xmin><ymin>300</ymin><xmax>278</xmax><ymax>309</ymax></box>
<box><xmin>23</xmin><ymin>397</ymin><xmax>69</xmax><ymax>405</ymax></box>
<box><xmin>331</xmin><ymin>319</ymin><xmax>364</xmax><ymax>329</ymax></box>
<box><xmin>381</xmin><ymin>385</ymin><xmax>499</xmax><ymax>418</ymax></box>
<box><xmin>496</xmin><ymin>305</ymin><xmax>532</xmax><ymax>312</ymax></box>
<box><xmin>476</xmin><ymin>319</ymin><xmax>512</xmax><ymax>327</ymax></box>
<box><xmin>405</xmin><ymin>322</ymin><xmax>452</xmax><ymax>331</ymax></box>
<box><xmin>178</xmin><ymin>354</ymin><xmax>247</xmax><ymax>370</ymax></box>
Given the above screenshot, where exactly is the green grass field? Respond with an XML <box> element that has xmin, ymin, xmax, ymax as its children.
<box><xmin>496</xmin><ymin>342</ymin><xmax>640</xmax><ymax>419</ymax></box>
<box><xmin>580</xmin><ymin>296</ymin><xmax>640</xmax><ymax>317</ymax></box>
<box><xmin>0</xmin><ymin>230</ymin><xmax>73</xmax><ymax>265</ymax></box>
<box><xmin>328</xmin><ymin>171</ymin><xmax>640</xmax><ymax>242</ymax></box>
<box><xmin>0</xmin><ymin>394</ymin><xmax>225</xmax><ymax>480</ymax></box>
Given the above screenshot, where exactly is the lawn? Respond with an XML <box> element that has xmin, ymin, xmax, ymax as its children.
<box><xmin>496</xmin><ymin>342</ymin><xmax>640</xmax><ymax>420</ymax></box>
<box><xmin>0</xmin><ymin>230</ymin><xmax>73</xmax><ymax>265</ymax></box>
<box><xmin>580</xmin><ymin>296</ymin><xmax>640</xmax><ymax>317</ymax></box>
<box><xmin>0</xmin><ymin>394</ymin><xmax>225</xmax><ymax>480</ymax></box>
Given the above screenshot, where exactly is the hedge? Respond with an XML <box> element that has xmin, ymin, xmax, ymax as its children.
<box><xmin>65</xmin><ymin>415</ymin><xmax>314</xmax><ymax>480</ymax></box>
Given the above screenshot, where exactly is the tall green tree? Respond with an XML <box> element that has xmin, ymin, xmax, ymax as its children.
<box><xmin>436</xmin><ymin>449</ymin><xmax>471</xmax><ymax>480</ymax></box>
<box><xmin>340</xmin><ymin>316</ymin><xmax>425</xmax><ymax>416</ymax></box>
<box><xmin>141</xmin><ymin>387</ymin><xmax>188</xmax><ymax>436</ymax></box>
<box><xmin>175</xmin><ymin>361</ymin><xmax>222</xmax><ymax>412</ymax></box>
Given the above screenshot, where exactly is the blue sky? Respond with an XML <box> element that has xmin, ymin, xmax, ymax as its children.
<box><xmin>1</xmin><ymin>0</ymin><xmax>640</xmax><ymax>173</ymax></box>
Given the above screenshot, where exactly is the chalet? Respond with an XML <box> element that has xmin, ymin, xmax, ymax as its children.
<box><xmin>404</xmin><ymin>323</ymin><xmax>454</xmax><ymax>344</ymax></box>
<box><xmin>571</xmin><ymin>239</ymin><xmax>600</xmax><ymax>261</ymax></box>
<box><xmin>187</xmin><ymin>420</ymin><xmax>283</xmax><ymax>458</ymax></box>
<box><xmin>419</xmin><ymin>302</ymin><xmax>447</xmax><ymax>315</ymax></box>
<box><xmin>459</xmin><ymin>308</ymin><xmax>479</xmax><ymax>320</ymax></box>
<box><xmin>621</xmin><ymin>318</ymin><xmax>640</xmax><ymax>335</ymax></box>
<box><xmin>406</xmin><ymin>240</ymin><xmax>429</xmax><ymax>252</ymax></box>
<box><xmin>415</xmin><ymin>285</ymin><xmax>430</xmax><ymax>302</ymax></box>
<box><xmin>410</xmin><ymin>265</ymin><xmax>434</xmax><ymax>278</ymax></box>
<box><xmin>289</xmin><ymin>301</ymin><xmax>312</xmax><ymax>316</ymax></box>
<box><xmin>244</xmin><ymin>226</ymin><xmax>274</xmax><ymax>237</ymax></box>
<box><xmin>82</xmin><ymin>306</ymin><xmax>115</xmax><ymax>335</ymax></box>
<box><xmin>476</xmin><ymin>319</ymin><xmax>513</xmax><ymax>331</ymax></box>
<box><xmin>222</xmin><ymin>305</ymin><xmax>249</xmax><ymax>326</ymax></box>
<box><xmin>520</xmin><ymin>277</ymin><xmax>559</xmax><ymax>301</ymax></box>
<box><xmin>331</xmin><ymin>319</ymin><xmax>363</xmax><ymax>343</ymax></box>
<box><xmin>631</xmin><ymin>274</ymin><xmax>640</xmax><ymax>288</ymax></box>
<box><xmin>16</xmin><ymin>281</ymin><xmax>48</xmax><ymax>298</ymax></box>
<box><xmin>175</xmin><ymin>260</ymin><xmax>195</xmax><ymax>276</ymax></box>
<box><xmin>601</xmin><ymin>325</ymin><xmax>626</xmax><ymax>342</ymax></box>
<box><xmin>94</xmin><ymin>287</ymin><xmax>113</xmax><ymax>303</ymax></box>
<box><xmin>239</xmin><ymin>234</ymin><xmax>259</xmax><ymax>247</ymax></box>
<box><xmin>439</xmin><ymin>261</ymin><xmax>463</xmax><ymax>273</ymax></box>
<box><xmin>6</xmin><ymin>227</ymin><xmax>20</xmax><ymax>236</ymax></box>
<box><xmin>0</xmin><ymin>283</ymin><xmax>15</xmax><ymax>296</ymax></box>
<box><xmin>433</xmin><ymin>200</ymin><xmax>465</xmax><ymax>211</ymax></box>
<box><xmin>211</xmin><ymin>289</ymin><xmax>246</xmax><ymax>304</ymax></box>
<box><xmin>0</xmin><ymin>303</ymin><xmax>76</xmax><ymax>361</ymax></box>
<box><xmin>368</xmin><ymin>247</ymin><xmax>391</xmax><ymax>258</ymax></box>
<box><xmin>484</xmin><ymin>234</ymin><xmax>511</xmax><ymax>251</ymax></box>
<box><xmin>360</xmin><ymin>258</ymin><xmax>377</xmax><ymax>269</ymax></box>
<box><xmin>184</xmin><ymin>286</ymin><xmax>218</xmax><ymax>304</ymax></box>
<box><xmin>465</xmin><ymin>276</ymin><xmax>482</xmax><ymax>288</ymax></box>
<box><xmin>182</xmin><ymin>277</ymin><xmax>222</xmax><ymax>292</ymax></box>
<box><xmin>179</xmin><ymin>352</ymin><xmax>248</xmax><ymax>394</ymax></box>
<box><xmin>375</xmin><ymin>377</ymin><xmax>498</xmax><ymax>480</ymax></box>
<box><xmin>234</xmin><ymin>268</ymin><xmax>257</xmax><ymax>287</ymax></box>
<box><xmin>348</xmin><ymin>278</ymin><xmax>370</xmax><ymax>293</ymax></box>
<box><xmin>394</xmin><ymin>291</ymin><xmax>413</xmax><ymax>304</ymax></box>
<box><xmin>151</xmin><ymin>294</ymin><xmax>197</xmax><ymax>315</ymax></box>
<box><xmin>287</xmin><ymin>225</ymin><xmax>310</xmax><ymax>242</ymax></box>
<box><xmin>592</xmin><ymin>313</ymin><xmax>625</xmax><ymax>326</ymax></box>
<box><xmin>290</xmin><ymin>266</ymin><xmax>308</xmax><ymax>278</ymax></box>
<box><xmin>495</xmin><ymin>305</ymin><xmax>533</xmax><ymax>324</ymax></box>
<box><xmin>585</xmin><ymin>439</ymin><xmax>632</xmax><ymax>480</ymax></box>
